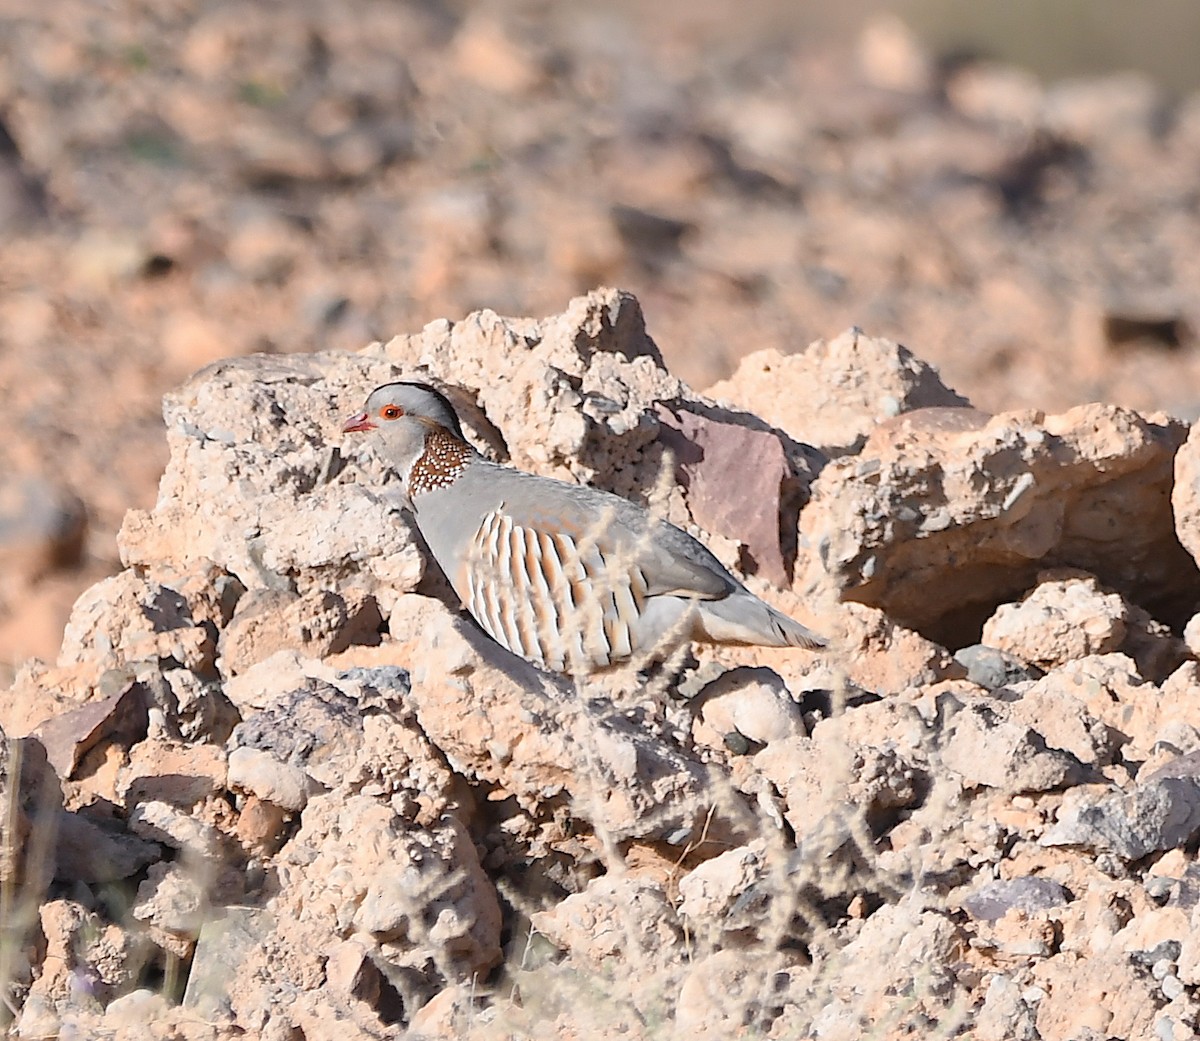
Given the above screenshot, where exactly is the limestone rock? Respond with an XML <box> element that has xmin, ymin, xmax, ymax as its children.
<box><xmin>691</xmin><ymin>667</ymin><xmax>803</xmax><ymax>751</ymax></box>
<box><xmin>530</xmin><ymin>875</ymin><xmax>682</xmax><ymax>969</ymax></box>
<box><xmin>218</xmin><ymin>588</ymin><xmax>382</xmax><ymax>676</ymax></box>
<box><xmin>937</xmin><ymin>696</ymin><xmax>1085</xmax><ymax>794</ymax></box>
<box><xmin>278</xmin><ymin>795</ymin><xmax>501</xmax><ymax>990</ymax></box>
<box><xmin>12</xmin><ymin>289</ymin><xmax>1200</xmax><ymax>1040</ymax></box>
<box><xmin>983</xmin><ymin>570</ymin><xmax>1186</xmax><ymax>680</ymax></box>
<box><xmin>705</xmin><ymin>330</ymin><xmax>971</xmax><ymax>455</ymax></box>
<box><xmin>117</xmin><ymin>352</ymin><xmax>428</xmax><ymax>616</ymax></box>
<box><xmin>58</xmin><ymin>570</ymin><xmax>219</xmax><ymax>676</ymax></box>
<box><xmin>132</xmin><ymin>861</ymin><xmax>208</xmax><ymax>958</ymax></box>
<box><xmin>677</xmin><ymin>842</ymin><xmax>769</xmax><ymax>932</ymax></box>
<box><xmin>801</xmin><ymin>403</ymin><xmax>1195</xmax><ymax>646</ymax></box>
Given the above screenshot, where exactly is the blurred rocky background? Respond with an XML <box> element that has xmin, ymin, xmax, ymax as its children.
<box><xmin>3</xmin><ymin>0</ymin><xmax>1200</xmax><ymax>672</ymax></box>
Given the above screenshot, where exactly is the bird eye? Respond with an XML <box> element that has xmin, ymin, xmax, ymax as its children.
<box><xmin>380</xmin><ymin>405</ymin><xmax>403</xmax><ymax>420</ymax></box>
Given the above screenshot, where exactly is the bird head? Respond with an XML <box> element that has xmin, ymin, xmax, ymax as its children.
<box><xmin>343</xmin><ymin>382</ymin><xmax>469</xmax><ymax>491</ymax></box>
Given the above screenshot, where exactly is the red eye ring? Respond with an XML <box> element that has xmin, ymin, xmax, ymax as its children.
<box><xmin>380</xmin><ymin>405</ymin><xmax>404</xmax><ymax>420</ymax></box>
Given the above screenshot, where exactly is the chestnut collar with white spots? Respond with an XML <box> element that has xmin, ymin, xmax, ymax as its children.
<box><xmin>409</xmin><ymin>428</ymin><xmax>474</xmax><ymax>497</ymax></box>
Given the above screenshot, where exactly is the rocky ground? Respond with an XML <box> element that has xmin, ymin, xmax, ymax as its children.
<box><xmin>3</xmin><ymin>289</ymin><xmax>1200</xmax><ymax>1039</ymax></box>
<box><xmin>4</xmin><ymin>1</ymin><xmax>1200</xmax><ymax>1038</ymax></box>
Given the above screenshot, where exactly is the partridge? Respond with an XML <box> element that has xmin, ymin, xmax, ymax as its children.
<box><xmin>343</xmin><ymin>382</ymin><xmax>826</xmax><ymax>674</ymax></box>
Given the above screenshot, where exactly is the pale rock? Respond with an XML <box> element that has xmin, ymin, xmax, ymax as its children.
<box><xmin>222</xmin><ymin>648</ymin><xmax>317</xmax><ymax>714</ymax></box>
<box><xmin>278</xmin><ymin>794</ymin><xmax>501</xmax><ymax>986</ymax></box>
<box><xmin>1052</xmin><ymin>876</ymin><xmax>1140</xmax><ymax>958</ymax></box>
<box><xmin>103</xmin><ymin>989</ymin><xmax>169</xmax><ymax>1029</ymax></box>
<box><xmin>128</xmin><ymin>799</ymin><xmax>226</xmax><ymax>859</ymax></box>
<box><xmin>391</xmin><ymin>593</ymin><xmax>741</xmax><ymax>845</ymax></box>
<box><xmin>531</xmin><ymin>875</ymin><xmax>682</xmax><ymax>969</ymax></box>
<box><xmin>227</xmin><ymin>745</ymin><xmax>311</xmax><ymax>811</ymax></box>
<box><xmin>805</xmin><ymin>904</ymin><xmax>970</xmax><ymax>1032</ymax></box>
<box><xmin>978</xmin><ymin>912</ymin><xmax>1059</xmax><ymax>958</ymax></box>
<box><xmin>982</xmin><ymin>571</ymin><xmax>1128</xmax><ymax>667</ymax></box>
<box><xmin>226</xmin><ymin>663</ymin><xmax>449</xmax><ymax>821</ymax></box>
<box><xmin>0</xmin><ymin>660</ymin><xmax>98</xmax><ymax>737</ymax></box>
<box><xmin>406</xmin><ymin>983</ymin><xmax>471</xmax><ymax>1040</ymax></box>
<box><xmin>218</xmin><ymin>587</ymin><xmax>382</xmax><ymax>677</ymax></box>
<box><xmin>451</xmin><ymin>11</ymin><xmax>547</xmax><ymax>95</ymax></box>
<box><xmin>1031</xmin><ymin>949</ymin><xmax>1163</xmax><ymax>1041</ymax></box>
<box><xmin>837</xmin><ymin>602</ymin><xmax>967</xmax><ymax>691</ymax></box>
<box><xmin>14</xmin><ymin>994</ymin><xmax>60</xmax><ymax>1041</ymax></box>
<box><xmin>1154</xmin><ymin>669</ymin><xmax>1200</xmax><ymax>752</ymax></box>
<box><xmin>802</xmin><ymin>403</ymin><xmax>1193</xmax><ymax>647</ymax></box>
<box><xmin>705</xmin><ymin>331</ymin><xmax>970</xmax><ymax>455</ymax></box>
<box><xmin>1042</xmin><ymin>72</ymin><xmax>1165</xmax><ymax>145</ymax></box>
<box><xmin>58</xmin><ymin>570</ymin><xmax>217</xmax><ymax>675</ymax></box>
<box><xmin>937</xmin><ymin>695</ymin><xmax>1084</xmax><ymax>794</ymax></box>
<box><xmin>117</xmin><ymin>352</ymin><xmax>428</xmax><ymax>615</ymax></box>
<box><xmin>984</xmin><ymin>570</ymin><xmax>1185</xmax><ymax>680</ymax></box>
<box><xmin>117</xmin><ymin>740</ymin><xmax>228</xmax><ymax>808</ymax></box>
<box><xmin>975</xmin><ymin>972</ymin><xmax>1040</xmax><ymax>1041</ymax></box>
<box><xmin>234</xmin><ymin>795</ymin><xmax>290</xmax><ymax>856</ymax></box>
<box><xmin>1004</xmin><ymin>680</ymin><xmax>1117</xmax><ymax>767</ymax></box>
<box><xmin>754</xmin><ymin>696</ymin><xmax>928</xmax><ymax>842</ymax></box>
<box><xmin>1178</xmin><ymin>902</ymin><xmax>1200</xmax><ymax>986</ymax></box>
<box><xmin>674</xmin><ymin>948</ymin><xmax>796</xmax><ymax>1039</ymax></box>
<box><xmin>1021</xmin><ymin>653</ymin><xmax>1197</xmax><ymax>763</ymax></box>
<box><xmin>20</xmin><ymin>900</ymin><xmax>148</xmax><ymax>1027</ymax></box>
<box><xmin>692</xmin><ymin>667</ymin><xmax>803</xmax><ymax>750</ymax></box>
<box><xmin>857</xmin><ymin>15</ymin><xmax>934</xmax><ymax>94</ymax></box>
<box><xmin>132</xmin><ymin>861</ymin><xmax>208</xmax><ymax>957</ymax></box>
<box><xmin>1169</xmin><ymin>416</ymin><xmax>1200</xmax><ymax>568</ymax></box>
<box><xmin>677</xmin><ymin>842</ymin><xmax>769</xmax><ymax>933</ymax></box>
<box><xmin>1115</xmin><ymin>902</ymin><xmax>1189</xmax><ymax>960</ymax></box>
<box><xmin>946</xmin><ymin>62</ymin><xmax>1044</xmax><ymax>126</ymax></box>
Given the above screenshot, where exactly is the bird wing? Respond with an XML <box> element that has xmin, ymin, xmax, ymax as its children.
<box><xmin>493</xmin><ymin>474</ymin><xmax>734</xmax><ymax>602</ymax></box>
<box><xmin>450</xmin><ymin>471</ymin><xmax>734</xmax><ymax>670</ymax></box>
<box><xmin>460</xmin><ymin>506</ymin><xmax>648</xmax><ymax>670</ymax></box>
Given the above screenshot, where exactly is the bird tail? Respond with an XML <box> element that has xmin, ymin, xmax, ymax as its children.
<box><xmin>696</xmin><ymin>592</ymin><xmax>827</xmax><ymax>650</ymax></box>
